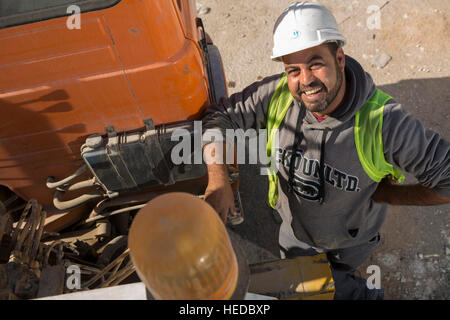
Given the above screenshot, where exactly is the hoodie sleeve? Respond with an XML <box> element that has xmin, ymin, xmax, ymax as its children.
<box><xmin>382</xmin><ymin>101</ymin><xmax>450</xmax><ymax>198</ymax></box>
<box><xmin>201</xmin><ymin>73</ymin><xmax>283</xmax><ymax>145</ymax></box>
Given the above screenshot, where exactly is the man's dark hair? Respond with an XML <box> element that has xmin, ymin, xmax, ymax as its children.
<box><xmin>326</xmin><ymin>41</ymin><xmax>339</xmax><ymax>57</ymax></box>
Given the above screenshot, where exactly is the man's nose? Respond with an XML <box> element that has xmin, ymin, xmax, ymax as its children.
<box><xmin>300</xmin><ymin>68</ymin><xmax>316</xmax><ymax>87</ymax></box>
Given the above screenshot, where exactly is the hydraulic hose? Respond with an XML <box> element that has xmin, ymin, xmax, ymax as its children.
<box><xmin>46</xmin><ymin>165</ymin><xmax>87</xmax><ymax>189</ymax></box>
<box><xmin>56</xmin><ymin>177</ymin><xmax>97</xmax><ymax>192</ymax></box>
<box><xmin>53</xmin><ymin>189</ymin><xmax>104</xmax><ymax>211</ymax></box>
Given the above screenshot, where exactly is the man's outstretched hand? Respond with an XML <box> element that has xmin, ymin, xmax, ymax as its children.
<box><xmin>203</xmin><ymin>142</ymin><xmax>236</xmax><ymax>223</ymax></box>
<box><xmin>204</xmin><ymin>174</ymin><xmax>236</xmax><ymax>224</ymax></box>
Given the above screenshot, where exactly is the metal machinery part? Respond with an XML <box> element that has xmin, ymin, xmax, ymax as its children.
<box><xmin>81</xmin><ymin>119</ymin><xmax>206</xmax><ymax>197</ymax></box>
<box><xmin>0</xmin><ymin>197</ymin><xmax>139</xmax><ymax>300</ymax></box>
<box><xmin>45</xmin><ymin>119</ymin><xmax>207</xmax><ymax>211</ymax></box>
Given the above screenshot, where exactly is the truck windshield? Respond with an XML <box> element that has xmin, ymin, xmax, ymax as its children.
<box><xmin>0</xmin><ymin>0</ymin><xmax>121</xmax><ymax>29</ymax></box>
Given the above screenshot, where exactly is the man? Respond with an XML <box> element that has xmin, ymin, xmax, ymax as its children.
<box><xmin>201</xmin><ymin>2</ymin><xmax>450</xmax><ymax>299</ymax></box>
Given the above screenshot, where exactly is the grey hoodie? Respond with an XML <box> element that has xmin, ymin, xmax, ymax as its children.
<box><xmin>202</xmin><ymin>55</ymin><xmax>450</xmax><ymax>251</ymax></box>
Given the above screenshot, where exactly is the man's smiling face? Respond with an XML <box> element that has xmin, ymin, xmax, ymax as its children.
<box><xmin>283</xmin><ymin>43</ymin><xmax>346</xmax><ymax>115</ymax></box>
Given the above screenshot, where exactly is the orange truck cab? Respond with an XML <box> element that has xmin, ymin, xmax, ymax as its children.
<box><xmin>0</xmin><ymin>0</ymin><xmax>227</xmax><ymax>213</ymax></box>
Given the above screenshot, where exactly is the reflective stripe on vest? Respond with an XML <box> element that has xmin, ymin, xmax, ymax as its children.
<box><xmin>266</xmin><ymin>74</ymin><xmax>405</xmax><ymax>209</ymax></box>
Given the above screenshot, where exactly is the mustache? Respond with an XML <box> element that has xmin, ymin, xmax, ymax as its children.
<box><xmin>297</xmin><ymin>81</ymin><xmax>327</xmax><ymax>94</ymax></box>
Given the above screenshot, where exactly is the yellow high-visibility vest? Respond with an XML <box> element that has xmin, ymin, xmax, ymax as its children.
<box><xmin>266</xmin><ymin>74</ymin><xmax>405</xmax><ymax>208</ymax></box>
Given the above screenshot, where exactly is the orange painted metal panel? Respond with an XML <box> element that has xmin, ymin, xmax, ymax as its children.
<box><xmin>0</xmin><ymin>0</ymin><xmax>210</xmax><ymax>206</ymax></box>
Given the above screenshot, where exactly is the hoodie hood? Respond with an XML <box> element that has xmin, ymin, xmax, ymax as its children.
<box><xmin>300</xmin><ymin>55</ymin><xmax>376</xmax><ymax>130</ymax></box>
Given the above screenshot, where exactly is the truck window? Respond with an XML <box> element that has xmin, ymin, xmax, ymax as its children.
<box><xmin>0</xmin><ymin>0</ymin><xmax>121</xmax><ymax>29</ymax></box>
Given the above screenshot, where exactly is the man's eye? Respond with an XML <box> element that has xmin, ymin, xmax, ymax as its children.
<box><xmin>311</xmin><ymin>63</ymin><xmax>323</xmax><ymax>69</ymax></box>
<box><xmin>288</xmin><ymin>70</ymin><xmax>300</xmax><ymax>75</ymax></box>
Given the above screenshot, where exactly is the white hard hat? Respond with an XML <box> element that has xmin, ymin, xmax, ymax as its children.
<box><xmin>271</xmin><ymin>2</ymin><xmax>346</xmax><ymax>61</ymax></box>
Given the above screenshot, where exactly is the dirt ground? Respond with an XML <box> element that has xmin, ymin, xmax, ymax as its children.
<box><xmin>197</xmin><ymin>0</ymin><xmax>450</xmax><ymax>299</ymax></box>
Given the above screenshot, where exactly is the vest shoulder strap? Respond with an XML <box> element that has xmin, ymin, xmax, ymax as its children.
<box><xmin>266</xmin><ymin>74</ymin><xmax>293</xmax><ymax>208</ymax></box>
<box><xmin>354</xmin><ymin>88</ymin><xmax>405</xmax><ymax>183</ymax></box>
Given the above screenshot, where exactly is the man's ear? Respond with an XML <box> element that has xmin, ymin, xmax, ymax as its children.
<box><xmin>336</xmin><ymin>47</ymin><xmax>346</xmax><ymax>72</ymax></box>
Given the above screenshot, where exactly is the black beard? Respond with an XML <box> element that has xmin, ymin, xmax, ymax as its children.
<box><xmin>298</xmin><ymin>62</ymin><xmax>343</xmax><ymax>113</ymax></box>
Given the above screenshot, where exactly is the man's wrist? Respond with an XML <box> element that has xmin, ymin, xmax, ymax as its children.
<box><xmin>206</xmin><ymin>163</ymin><xmax>229</xmax><ymax>185</ymax></box>
<box><xmin>374</xmin><ymin>183</ymin><xmax>450</xmax><ymax>206</ymax></box>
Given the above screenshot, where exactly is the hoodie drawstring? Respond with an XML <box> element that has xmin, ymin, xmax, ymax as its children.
<box><xmin>288</xmin><ymin>106</ymin><xmax>306</xmax><ymax>193</ymax></box>
<box><xmin>318</xmin><ymin>128</ymin><xmax>329</xmax><ymax>204</ymax></box>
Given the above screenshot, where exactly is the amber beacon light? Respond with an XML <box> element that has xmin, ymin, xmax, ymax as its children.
<box><xmin>128</xmin><ymin>192</ymin><xmax>247</xmax><ymax>300</ymax></box>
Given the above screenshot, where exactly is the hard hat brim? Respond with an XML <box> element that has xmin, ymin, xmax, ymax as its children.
<box><xmin>271</xmin><ymin>38</ymin><xmax>346</xmax><ymax>62</ymax></box>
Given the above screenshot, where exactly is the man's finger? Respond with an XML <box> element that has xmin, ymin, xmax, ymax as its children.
<box><xmin>220</xmin><ymin>210</ymin><xmax>228</xmax><ymax>223</ymax></box>
<box><xmin>220</xmin><ymin>205</ymin><xmax>235</xmax><ymax>224</ymax></box>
